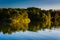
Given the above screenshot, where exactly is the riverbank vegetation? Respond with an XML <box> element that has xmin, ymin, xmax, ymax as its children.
<box><xmin>0</xmin><ymin>7</ymin><xmax>60</xmax><ymax>34</ymax></box>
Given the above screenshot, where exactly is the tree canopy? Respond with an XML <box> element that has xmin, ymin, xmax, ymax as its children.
<box><xmin>0</xmin><ymin>7</ymin><xmax>60</xmax><ymax>34</ymax></box>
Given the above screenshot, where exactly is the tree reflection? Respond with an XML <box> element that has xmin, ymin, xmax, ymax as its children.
<box><xmin>0</xmin><ymin>21</ymin><xmax>29</xmax><ymax>34</ymax></box>
<box><xmin>0</xmin><ymin>19</ymin><xmax>60</xmax><ymax>34</ymax></box>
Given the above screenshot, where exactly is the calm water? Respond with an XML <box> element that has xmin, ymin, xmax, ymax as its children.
<box><xmin>0</xmin><ymin>29</ymin><xmax>60</xmax><ymax>40</ymax></box>
<box><xmin>0</xmin><ymin>21</ymin><xmax>60</xmax><ymax>40</ymax></box>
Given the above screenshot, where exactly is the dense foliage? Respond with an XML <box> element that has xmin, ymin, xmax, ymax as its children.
<box><xmin>0</xmin><ymin>7</ymin><xmax>60</xmax><ymax>34</ymax></box>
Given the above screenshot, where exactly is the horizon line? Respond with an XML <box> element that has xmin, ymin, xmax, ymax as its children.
<box><xmin>0</xmin><ymin>7</ymin><xmax>60</xmax><ymax>10</ymax></box>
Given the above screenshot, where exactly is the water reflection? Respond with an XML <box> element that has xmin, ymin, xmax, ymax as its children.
<box><xmin>0</xmin><ymin>20</ymin><xmax>60</xmax><ymax>34</ymax></box>
<box><xmin>0</xmin><ymin>20</ymin><xmax>60</xmax><ymax>40</ymax></box>
<box><xmin>0</xmin><ymin>22</ymin><xmax>29</xmax><ymax>34</ymax></box>
<box><xmin>0</xmin><ymin>29</ymin><xmax>60</xmax><ymax>40</ymax></box>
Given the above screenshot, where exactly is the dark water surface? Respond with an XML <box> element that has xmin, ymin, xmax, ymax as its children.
<box><xmin>0</xmin><ymin>21</ymin><xmax>60</xmax><ymax>40</ymax></box>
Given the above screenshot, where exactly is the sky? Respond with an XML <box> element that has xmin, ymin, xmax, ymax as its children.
<box><xmin>0</xmin><ymin>0</ymin><xmax>60</xmax><ymax>10</ymax></box>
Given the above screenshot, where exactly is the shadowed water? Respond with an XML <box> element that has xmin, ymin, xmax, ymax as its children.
<box><xmin>0</xmin><ymin>21</ymin><xmax>60</xmax><ymax>40</ymax></box>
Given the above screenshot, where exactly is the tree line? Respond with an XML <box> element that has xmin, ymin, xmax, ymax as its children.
<box><xmin>0</xmin><ymin>7</ymin><xmax>60</xmax><ymax>22</ymax></box>
<box><xmin>0</xmin><ymin>7</ymin><xmax>60</xmax><ymax>34</ymax></box>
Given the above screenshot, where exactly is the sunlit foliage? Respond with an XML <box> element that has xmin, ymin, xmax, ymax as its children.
<box><xmin>0</xmin><ymin>7</ymin><xmax>60</xmax><ymax>34</ymax></box>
